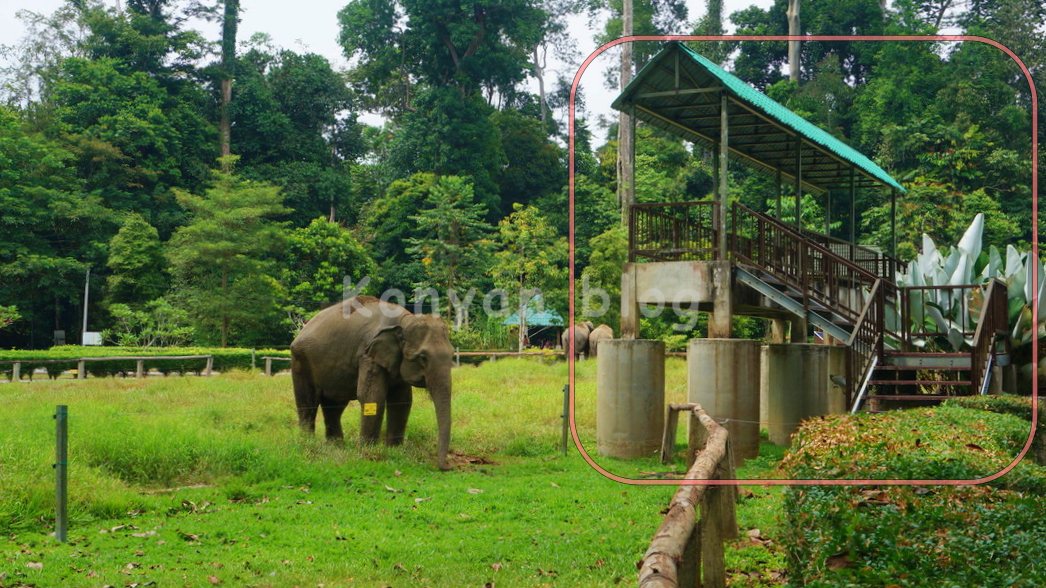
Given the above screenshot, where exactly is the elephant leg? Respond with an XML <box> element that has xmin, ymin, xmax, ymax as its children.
<box><xmin>356</xmin><ymin>357</ymin><xmax>388</xmax><ymax>445</ymax></box>
<box><xmin>291</xmin><ymin>365</ymin><xmax>318</xmax><ymax>435</ymax></box>
<box><xmin>321</xmin><ymin>399</ymin><xmax>349</xmax><ymax>442</ymax></box>
<box><xmin>385</xmin><ymin>383</ymin><xmax>413</xmax><ymax>446</ymax></box>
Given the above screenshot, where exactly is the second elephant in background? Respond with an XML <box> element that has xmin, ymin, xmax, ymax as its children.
<box><xmin>586</xmin><ymin>324</ymin><xmax>613</xmax><ymax>358</ymax></box>
<box><xmin>562</xmin><ymin>321</ymin><xmax>594</xmax><ymax>359</ymax></box>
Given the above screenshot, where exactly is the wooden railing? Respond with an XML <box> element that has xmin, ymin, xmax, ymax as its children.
<box><xmin>970</xmin><ymin>279</ymin><xmax>1009</xmax><ymax>395</ymax></box>
<box><xmin>638</xmin><ymin>403</ymin><xmax>737</xmax><ymax>588</ymax></box>
<box><xmin>731</xmin><ymin>203</ymin><xmax>880</xmax><ymax>324</ymax></box>
<box><xmin>629</xmin><ymin>202</ymin><xmax>718</xmax><ymax>262</ymax></box>
<box><xmin>1</xmin><ymin>355</ymin><xmax>214</xmax><ymax>380</ymax></box>
<box><xmin>846</xmin><ymin>280</ymin><xmax>884</xmax><ymax>411</ymax></box>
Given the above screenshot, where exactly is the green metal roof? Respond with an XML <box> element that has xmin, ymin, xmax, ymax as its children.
<box><xmin>612</xmin><ymin>43</ymin><xmax>906</xmax><ymax>194</ymax></box>
<box><xmin>502</xmin><ymin>298</ymin><xmax>564</xmax><ymax>327</ymax></box>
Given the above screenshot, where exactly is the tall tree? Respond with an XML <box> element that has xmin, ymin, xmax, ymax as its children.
<box><xmin>105</xmin><ymin>213</ymin><xmax>167</xmax><ymax>305</ymax></box>
<box><xmin>787</xmin><ymin>0</ymin><xmax>800</xmax><ymax>81</ymax></box>
<box><xmin>618</xmin><ymin>0</ymin><xmax>634</xmax><ymax>224</ymax></box>
<box><xmin>219</xmin><ymin>0</ymin><xmax>240</xmax><ymax>158</ymax></box>
<box><xmin>491</xmin><ymin>203</ymin><xmax>567</xmax><ymax>351</ymax></box>
<box><xmin>166</xmin><ymin>163</ymin><xmax>289</xmax><ymax>346</ymax></box>
<box><xmin>407</xmin><ymin>176</ymin><xmax>494</xmax><ymax>328</ymax></box>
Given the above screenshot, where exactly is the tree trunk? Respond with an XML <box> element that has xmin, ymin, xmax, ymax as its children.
<box><xmin>219</xmin><ymin>0</ymin><xmax>240</xmax><ymax>157</ymax></box>
<box><xmin>532</xmin><ymin>45</ymin><xmax>548</xmax><ymax>128</ymax></box>
<box><xmin>787</xmin><ymin>0</ymin><xmax>801</xmax><ymax>82</ymax></box>
<box><xmin>618</xmin><ymin>0</ymin><xmax>635</xmax><ymax>225</ymax></box>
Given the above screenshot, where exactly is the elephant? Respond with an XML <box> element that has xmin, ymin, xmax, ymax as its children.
<box><xmin>587</xmin><ymin>324</ymin><xmax>613</xmax><ymax>358</ymax></box>
<box><xmin>290</xmin><ymin>296</ymin><xmax>453</xmax><ymax>470</ymax></box>
<box><xmin>561</xmin><ymin>321</ymin><xmax>594</xmax><ymax>359</ymax></box>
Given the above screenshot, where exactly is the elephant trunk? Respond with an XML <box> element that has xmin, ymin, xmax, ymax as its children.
<box><xmin>430</xmin><ymin>371</ymin><xmax>452</xmax><ymax>471</ymax></box>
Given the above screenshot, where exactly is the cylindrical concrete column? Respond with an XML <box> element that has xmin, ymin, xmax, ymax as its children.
<box><xmin>762</xmin><ymin>344</ymin><xmax>829</xmax><ymax>446</ymax></box>
<box><xmin>688</xmin><ymin>339</ymin><xmax>761</xmax><ymax>460</ymax></box>
<box><xmin>596</xmin><ymin>339</ymin><xmax>665</xmax><ymax>458</ymax></box>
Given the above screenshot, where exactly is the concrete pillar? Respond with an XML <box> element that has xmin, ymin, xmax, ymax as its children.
<box><xmin>768</xmin><ymin>319</ymin><xmax>787</xmax><ymax>344</ymax></box>
<box><xmin>825</xmin><ymin>347</ymin><xmax>849</xmax><ymax>414</ymax></box>
<box><xmin>762</xmin><ymin>344</ymin><xmax>829</xmax><ymax>446</ymax></box>
<box><xmin>688</xmin><ymin>339</ymin><xmax>760</xmax><ymax>460</ymax></box>
<box><xmin>789</xmin><ymin>315</ymin><xmax>807</xmax><ymax>343</ymax></box>
<box><xmin>708</xmin><ymin>261</ymin><xmax>733</xmax><ymax>338</ymax></box>
<box><xmin>620</xmin><ymin>264</ymin><xmax>639</xmax><ymax>340</ymax></box>
<box><xmin>596</xmin><ymin>340</ymin><xmax>665</xmax><ymax>458</ymax></box>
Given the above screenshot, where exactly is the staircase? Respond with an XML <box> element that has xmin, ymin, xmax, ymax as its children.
<box><xmin>630</xmin><ymin>201</ymin><xmax>1010</xmax><ymax>413</ymax></box>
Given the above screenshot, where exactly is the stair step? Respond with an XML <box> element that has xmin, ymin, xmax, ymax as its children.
<box><xmin>884</xmin><ymin>351</ymin><xmax>971</xmax><ymax>357</ymax></box>
<box><xmin>869</xmin><ymin>379</ymin><xmax>972</xmax><ymax>386</ymax></box>
<box><xmin>875</xmin><ymin>364</ymin><xmax>969</xmax><ymax>371</ymax></box>
<box><xmin>867</xmin><ymin>394</ymin><xmax>960</xmax><ymax>402</ymax></box>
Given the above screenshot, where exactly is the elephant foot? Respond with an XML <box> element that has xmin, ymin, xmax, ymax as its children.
<box><xmin>385</xmin><ymin>436</ymin><xmax>405</xmax><ymax>446</ymax></box>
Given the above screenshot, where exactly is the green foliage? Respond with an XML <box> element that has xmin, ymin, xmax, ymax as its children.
<box><xmin>782</xmin><ymin>405</ymin><xmax>1046</xmax><ymax>586</ymax></box>
<box><xmin>579</xmin><ymin>225</ymin><xmax>627</xmax><ymax>329</ymax></box>
<box><xmin>0</xmin><ymin>306</ymin><xmax>20</xmax><ymax>331</ymax></box>
<box><xmin>166</xmin><ymin>166</ymin><xmax>289</xmax><ymax>347</ymax></box>
<box><xmin>359</xmin><ymin>172</ymin><xmax>437</xmax><ymax>294</ymax></box>
<box><xmin>100</xmin><ymin>299</ymin><xmax>194</xmax><ymax>348</ymax></box>
<box><xmin>492</xmin><ymin>204</ymin><xmax>568</xmax><ymax>348</ymax></box>
<box><xmin>406</xmin><ymin>176</ymin><xmax>494</xmax><ymax>325</ymax></box>
<box><xmin>386</xmin><ymin>87</ymin><xmax>506</xmax><ymax>213</ymax></box>
<box><xmin>105</xmin><ymin>214</ymin><xmax>167</xmax><ymax>305</ymax></box>
<box><xmin>282</xmin><ymin>217</ymin><xmax>376</xmax><ymax>331</ymax></box>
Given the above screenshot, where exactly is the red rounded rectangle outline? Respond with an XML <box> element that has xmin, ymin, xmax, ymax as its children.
<box><xmin>567</xmin><ymin>34</ymin><xmax>1039</xmax><ymax>486</ymax></box>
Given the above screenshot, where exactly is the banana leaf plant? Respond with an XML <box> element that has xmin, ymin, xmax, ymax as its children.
<box><xmin>891</xmin><ymin>213</ymin><xmax>1043</xmax><ymax>392</ymax></box>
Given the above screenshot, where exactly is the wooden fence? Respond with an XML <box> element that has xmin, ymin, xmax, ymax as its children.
<box><xmin>1</xmin><ymin>355</ymin><xmax>214</xmax><ymax>380</ymax></box>
<box><xmin>638</xmin><ymin>403</ymin><xmax>738</xmax><ymax>588</ymax></box>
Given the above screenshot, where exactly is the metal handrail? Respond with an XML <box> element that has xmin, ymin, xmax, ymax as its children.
<box><xmin>846</xmin><ymin>279</ymin><xmax>884</xmax><ymax>409</ymax></box>
<box><xmin>969</xmin><ymin>279</ymin><xmax>1008</xmax><ymax>395</ymax></box>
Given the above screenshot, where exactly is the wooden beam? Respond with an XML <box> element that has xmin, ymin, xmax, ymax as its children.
<box><xmin>850</xmin><ymin>168</ymin><xmax>857</xmax><ymax>244</ymax></box>
<box><xmin>635</xmin><ymin>105</ymin><xmax>827</xmax><ymax>195</ymax></box>
<box><xmin>636</xmin><ymin>86</ymin><xmax>724</xmax><ymax>100</ymax></box>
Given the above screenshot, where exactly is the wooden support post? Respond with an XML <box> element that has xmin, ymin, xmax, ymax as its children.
<box><xmin>54</xmin><ymin>405</ymin><xmax>68</xmax><ymax>543</ymax></box>
<box><xmin>700</xmin><ymin>493</ymin><xmax>727</xmax><ymax>588</ymax></box>
<box><xmin>77</xmin><ymin>361</ymin><xmax>85</xmax><ymax>380</ymax></box>
<box><xmin>890</xmin><ymin>188</ymin><xmax>897</xmax><ymax>259</ymax></box>
<box><xmin>205</xmin><ymin>356</ymin><xmax>213</xmax><ymax>377</ymax></box>
<box><xmin>660</xmin><ymin>405</ymin><xmax>681</xmax><ymax>464</ymax></box>
<box><xmin>455</xmin><ymin>348</ymin><xmax>460</xmax><ymax>367</ymax></box>
<box><xmin>12</xmin><ymin>361</ymin><xmax>20</xmax><ymax>382</ymax></box>
<box><xmin>679</xmin><ymin>520</ymin><xmax>701</xmax><ymax>588</ymax></box>
<box><xmin>849</xmin><ymin>168</ymin><xmax>856</xmax><ymax>245</ymax></box>
<box><xmin>621</xmin><ymin>264</ymin><xmax>639</xmax><ymax>339</ymax></box>
<box><xmin>265</xmin><ymin>357</ymin><xmax>273</xmax><ymax>377</ymax></box>
<box><xmin>717</xmin><ymin>92</ymin><xmax>729</xmax><ymax>260</ymax></box>
<box><xmin>794</xmin><ymin>138</ymin><xmax>802</xmax><ymax>229</ymax></box>
<box><xmin>776</xmin><ymin>167</ymin><xmax>782</xmax><ymax>219</ymax></box>
<box><xmin>136</xmin><ymin>360</ymin><xmax>144</xmax><ymax>378</ymax></box>
<box><xmin>825</xmin><ymin>189</ymin><xmax>831</xmax><ymax>236</ymax></box>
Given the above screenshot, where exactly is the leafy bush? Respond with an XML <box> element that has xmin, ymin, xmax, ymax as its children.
<box><xmin>781</xmin><ymin>406</ymin><xmax>1046</xmax><ymax>586</ymax></box>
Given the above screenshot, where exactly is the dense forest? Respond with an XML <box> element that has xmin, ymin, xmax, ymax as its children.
<box><xmin>0</xmin><ymin>0</ymin><xmax>1041</xmax><ymax>349</ymax></box>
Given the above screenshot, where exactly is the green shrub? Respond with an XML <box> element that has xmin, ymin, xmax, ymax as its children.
<box><xmin>781</xmin><ymin>406</ymin><xmax>1046</xmax><ymax>586</ymax></box>
<box><xmin>0</xmin><ymin>346</ymin><xmax>291</xmax><ymax>378</ymax></box>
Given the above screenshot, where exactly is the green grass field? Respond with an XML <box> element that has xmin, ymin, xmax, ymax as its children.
<box><xmin>0</xmin><ymin>358</ymin><xmax>789</xmax><ymax>587</ymax></box>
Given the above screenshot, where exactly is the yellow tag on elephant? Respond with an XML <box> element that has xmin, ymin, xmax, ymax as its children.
<box><xmin>363</xmin><ymin>403</ymin><xmax>378</xmax><ymax>416</ymax></box>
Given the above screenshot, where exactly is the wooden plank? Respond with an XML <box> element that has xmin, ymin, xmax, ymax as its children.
<box><xmin>661</xmin><ymin>406</ymin><xmax>680</xmax><ymax>464</ymax></box>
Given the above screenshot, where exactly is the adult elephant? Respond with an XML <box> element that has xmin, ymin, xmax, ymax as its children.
<box><xmin>587</xmin><ymin>324</ymin><xmax>613</xmax><ymax>358</ymax></box>
<box><xmin>561</xmin><ymin>321</ymin><xmax>594</xmax><ymax>359</ymax></box>
<box><xmin>290</xmin><ymin>296</ymin><xmax>453</xmax><ymax>470</ymax></box>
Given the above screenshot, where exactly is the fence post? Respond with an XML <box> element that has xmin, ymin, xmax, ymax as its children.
<box><xmin>12</xmin><ymin>361</ymin><xmax>20</xmax><ymax>382</ymax></box>
<box><xmin>455</xmin><ymin>348</ymin><xmax>460</xmax><ymax>368</ymax></box>
<box><xmin>678</xmin><ymin>519</ymin><xmax>702</xmax><ymax>588</ymax></box>
<box><xmin>251</xmin><ymin>349</ymin><xmax>256</xmax><ymax>372</ymax></box>
<box><xmin>700</xmin><ymin>490</ymin><xmax>726</xmax><ymax>588</ymax></box>
<box><xmin>136</xmin><ymin>360</ymin><xmax>144</xmax><ymax>378</ymax></box>
<box><xmin>77</xmin><ymin>361</ymin><xmax>85</xmax><ymax>380</ymax></box>
<box><xmin>561</xmin><ymin>384</ymin><xmax>570</xmax><ymax>455</ymax></box>
<box><xmin>54</xmin><ymin>405</ymin><xmax>68</xmax><ymax>543</ymax></box>
<box><xmin>205</xmin><ymin>356</ymin><xmax>213</xmax><ymax>377</ymax></box>
<box><xmin>265</xmin><ymin>357</ymin><xmax>273</xmax><ymax>377</ymax></box>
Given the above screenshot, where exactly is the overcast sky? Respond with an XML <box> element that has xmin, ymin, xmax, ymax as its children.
<box><xmin>0</xmin><ymin>0</ymin><xmax>774</xmax><ymax>129</ymax></box>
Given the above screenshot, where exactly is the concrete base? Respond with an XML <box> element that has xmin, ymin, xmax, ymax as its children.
<box><xmin>761</xmin><ymin>344</ymin><xmax>832</xmax><ymax>446</ymax></box>
<box><xmin>596</xmin><ymin>339</ymin><xmax>665</xmax><ymax>459</ymax></box>
<box><xmin>688</xmin><ymin>339</ymin><xmax>761</xmax><ymax>460</ymax></box>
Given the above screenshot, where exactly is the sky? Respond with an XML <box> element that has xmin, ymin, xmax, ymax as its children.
<box><xmin>0</xmin><ymin>0</ymin><xmax>774</xmax><ymax>130</ymax></box>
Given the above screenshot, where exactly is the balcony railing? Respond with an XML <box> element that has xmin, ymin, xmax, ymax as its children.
<box><xmin>629</xmin><ymin>201</ymin><xmax>718</xmax><ymax>262</ymax></box>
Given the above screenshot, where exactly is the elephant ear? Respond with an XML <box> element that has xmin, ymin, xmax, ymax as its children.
<box><xmin>364</xmin><ymin>325</ymin><xmax>403</xmax><ymax>372</ymax></box>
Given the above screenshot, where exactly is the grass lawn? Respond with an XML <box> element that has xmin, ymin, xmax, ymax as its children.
<box><xmin>0</xmin><ymin>358</ymin><xmax>789</xmax><ymax>587</ymax></box>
